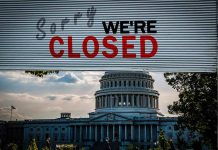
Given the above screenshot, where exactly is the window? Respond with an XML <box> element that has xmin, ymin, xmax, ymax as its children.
<box><xmin>128</xmin><ymin>95</ymin><xmax>131</xmax><ymax>106</ymax></box>
<box><xmin>129</xmin><ymin>81</ymin><xmax>131</xmax><ymax>86</ymax></box>
<box><xmin>123</xmin><ymin>95</ymin><xmax>127</xmax><ymax>106</ymax></box>
<box><xmin>115</xmin><ymin>81</ymin><xmax>117</xmax><ymax>87</ymax></box>
<box><xmin>61</xmin><ymin>133</ymin><xmax>65</xmax><ymax>141</ymax></box>
<box><xmin>45</xmin><ymin>133</ymin><xmax>49</xmax><ymax>139</ymax></box>
<box><xmin>62</xmin><ymin>128</ymin><xmax>65</xmax><ymax>131</ymax></box>
<box><xmin>29</xmin><ymin>134</ymin><xmax>33</xmax><ymax>140</ymax></box>
<box><xmin>55</xmin><ymin>128</ymin><xmax>58</xmax><ymax>131</ymax></box>
<box><xmin>134</xmin><ymin>97</ymin><xmax>137</xmax><ymax>106</ymax></box>
<box><xmin>36</xmin><ymin>134</ymin><xmax>40</xmax><ymax>141</ymax></box>
<box><xmin>118</xmin><ymin>95</ymin><xmax>121</xmax><ymax>106</ymax></box>
<box><xmin>124</xmin><ymin>81</ymin><xmax>126</xmax><ymax>87</ymax></box>
<box><xmin>54</xmin><ymin>133</ymin><xmax>58</xmax><ymax>141</ymax></box>
<box><xmin>119</xmin><ymin>81</ymin><xmax>121</xmax><ymax>87</ymax></box>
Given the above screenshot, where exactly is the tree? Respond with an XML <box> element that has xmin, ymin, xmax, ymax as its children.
<box><xmin>25</xmin><ymin>71</ymin><xmax>59</xmax><ymax>77</ymax></box>
<box><xmin>41</xmin><ymin>147</ymin><xmax>49</xmax><ymax>150</ymax></box>
<box><xmin>27</xmin><ymin>139</ymin><xmax>38</xmax><ymax>150</ymax></box>
<box><xmin>7</xmin><ymin>143</ymin><xmax>17</xmax><ymax>150</ymax></box>
<box><xmin>157</xmin><ymin>130</ymin><xmax>170</xmax><ymax>150</ymax></box>
<box><xmin>175</xmin><ymin>131</ymin><xmax>187</xmax><ymax>150</ymax></box>
<box><xmin>164</xmin><ymin>73</ymin><xmax>217</xmax><ymax>149</ymax></box>
<box><xmin>127</xmin><ymin>143</ymin><xmax>137</xmax><ymax>150</ymax></box>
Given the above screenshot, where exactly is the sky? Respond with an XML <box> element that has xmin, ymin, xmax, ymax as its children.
<box><xmin>0</xmin><ymin>71</ymin><xmax>179</xmax><ymax>121</ymax></box>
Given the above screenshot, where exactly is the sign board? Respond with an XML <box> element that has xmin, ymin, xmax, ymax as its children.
<box><xmin>0</xmin><ymin>0</ymin><xmax>217</xmax><ymax>72</ymax></box>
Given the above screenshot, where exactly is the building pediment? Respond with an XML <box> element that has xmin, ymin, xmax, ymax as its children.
<box><xmin>89</xmin><ymin>113</ymin><xmax>131</xmax><ymax>122</ymax></box>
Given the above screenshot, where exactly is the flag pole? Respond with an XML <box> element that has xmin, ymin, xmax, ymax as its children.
<box><xmin>10</xmin><ymin>107</ymin><xmax>12</xmax><ymax>121</ymax></box>
<box><xmin>10</xmin><ymin>106</ymin><xmax>16</xmax><ymax>121</ymax></box>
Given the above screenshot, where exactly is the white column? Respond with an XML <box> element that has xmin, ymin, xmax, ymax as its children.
<box><xmin>104</xmin><ymin>96</ymin><xmax>106</xmax><ymax>107</ymax></box>
<box><xmin>95</xmin><ymin>97</ymin><xmax>97</xmax><ymax>109</ymax></box>
<box><xmin>131</xmin><ymin>125</ymin><xmax>134</xmax><ymax>140</ymax></box>
<box><xmin>102</xmin><ymin>96</ymin><xmax>104</xmax><ymax>107</ymax></box>
<box><xmin>119</xmin><ymin>125</ymin><xmax>121</xmax><ymax>141</ymax></box>
<box><xmin>152</xmin><ymin>96</ymin><xmax>154</xmax><ymax>108</ymax></box>
<box><xmin>127</xmin><ymin>94</ymin><xmax>129</xmax><ymax>107</ymax></box>
<box><xmin>125</xmin><ymin>125</ymin><xmax>127</xmax><ymax>140</ymax></box>
<box><xmin>95</xmin><ymin>125</ymin><xmax>97</xmax><ymax>141</ymax></box>
<box><xmin>144</xmin><ymin>125</ymin><xmax>147</xmax><ymax>142</ymax></box>
<box><xmin>112</xmin><ymin>125</ymin><xmax>115</xmax><ymax>141</ymax></box>
<box><xmin>152</xmin><ymin>96</ymin><xmax>155</xmax><ymax>108</ymax></box>
<box><xmin>144</xmin><ymin>95</ymin><xmax>146</xmax><ymax>107</ymax></box>
<box><xmin>80</xmin><ymin>126</ymin><xmax>82</xmax><ymax>142</ymax></box>
<box><xmin>148</xmin><ymin>96</ymin><xmax>150</xmax><ymax>108</ymax></box>
<box><xmin>138</xmin><ymin>125</ymin><xmax>141</xmax><ymax>142</ymax></box>
<box><xmin>89</xmin><ymin>125</ymin><xmax>92</xmax><ymax>140</ymax></box>
<box><xmin>107</xmin><ymin>125</ymin><xmax>109</xmax><ymax>138</ymax></box>
<box><xmin>74</xmin><ymin>126</ymin><xmax>76</xmax><ymax>142</ymax></box>
<box><xmin>110</xmin><ymin>95</ymin><xmax>112</xmax><ymax>108</ymax></box>
<box><xmin>137</xmin><ymin>95</ymin><xmax>140</xmax><ymax>107</ymax></box>
<box><xmin>107</xmin><ymin>96</ymin><xmax>109</xmax><ymax>107</ymax></box>
<box><xmin>157</xmin><ymin>125</ymin><xmax>159</xmax><ymax>142</ymax></box>
<box><xmin>98</xmin><ymin>96</ymin><xmax>102</xmax><ymax>108</ymax></box>
<box><xmin>115</xmin><ymin>95</ymin><xmax>118</xmax><ymax>107</ymax></box>
<box><xmin>101</xmin><ymin>125</ymin><xmax>103</xmax><ymax>142</ymax></box>
<box><xmin>132</xmin><ymin>95</ymin><xmax>134</xmax><ymax>107</ymax></box>
<box><xmin>121</xmin><ymin>94</ymin><xmax>123</xmax><ymax>107</ymax></box>
<box><xmin>151</xmin><ymin>125</ymin><xmax>153</xmax><ymax>143</ymax></box>
<box><xmin>86</xmin><ymin>125</ymin><xmax>88</xmax><ymax>140</ymax></box>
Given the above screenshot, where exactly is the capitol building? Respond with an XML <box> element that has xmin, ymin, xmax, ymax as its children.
<box><xmin>0</xmin><ymin>71</ymin><xmax>179</xmax><ymax>150</ymax></box>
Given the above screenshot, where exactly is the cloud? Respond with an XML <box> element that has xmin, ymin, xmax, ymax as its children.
<box><xmin>80</xmin><ymin>95</ymin><xmax>93</xmax><ymax>100</ymax></box>
<box><xmin>62</xmin><ymin>96</ymin><xmax>74</xmax><ymax>101</ymax></box>
<box><xmin>46</xmin><ymin>95</ymin><xmax>57</xmax><ymax>101</ymax></box>
<box><xmin>46</xmin><ymin>73</ymin><xmax>79</xmax><ymax>84</ymax></box>
<box><xmin>0</xmin><ymin>92</ymin><xmax>95</xmax><ymax>120</ymax></box>
<box><xmin>0</xmin><ymin>71</ymin><xmax>179</xmax><ymax>120</ymax></box>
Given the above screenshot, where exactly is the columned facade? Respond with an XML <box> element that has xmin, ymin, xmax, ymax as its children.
<box><xmin>22</xmin><ymin>71</ymin><xmax>177</xmax><ymax>150</ymax></box>
<box><xmin>87</xmin><ymin>71</ymin><xmax>162</xmax><ymax>149</ymax></box>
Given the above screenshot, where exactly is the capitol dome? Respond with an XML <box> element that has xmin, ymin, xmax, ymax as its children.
<box><xmin>91</xmin><ymin>71</ymin><xmax>160</xmax><ymax>118</ymax></box>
